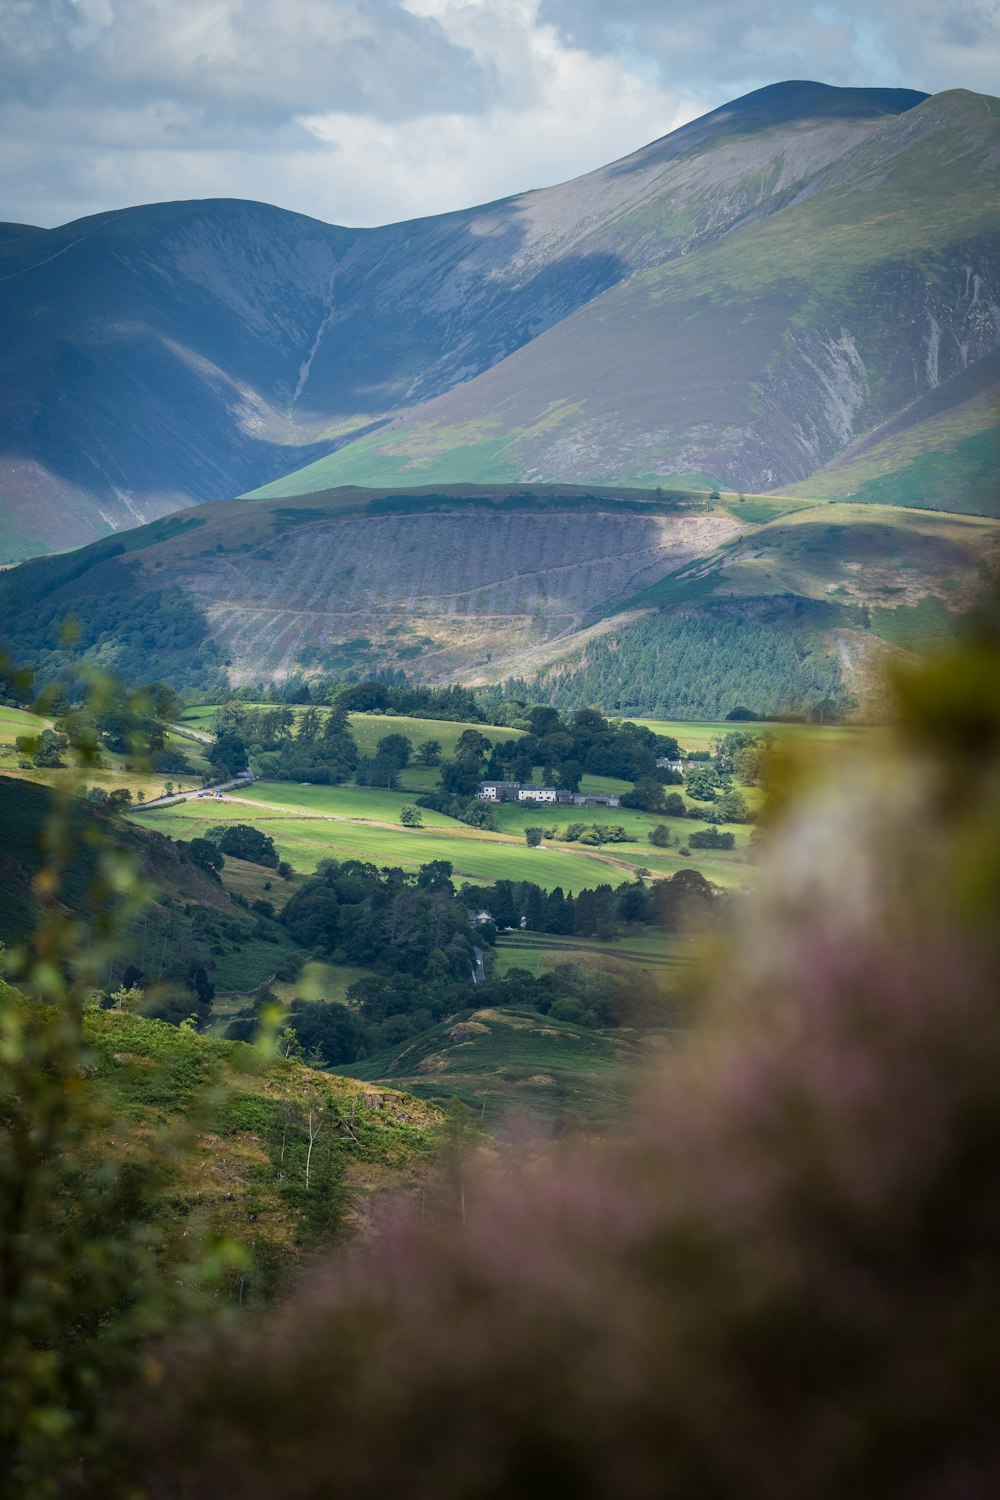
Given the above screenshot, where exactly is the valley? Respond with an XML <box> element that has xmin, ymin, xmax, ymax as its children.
<box><xmin>4</xmin><ymin>28</ymin><xmax>1000</xmax><ymax>1486</ymax></box>
<box><xmin>0</xmin><ymin>691</ymin><xmax>789</xmax><ymax>1124</ymax></box>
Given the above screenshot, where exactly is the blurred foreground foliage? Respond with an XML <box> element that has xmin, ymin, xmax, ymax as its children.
<box><xmin>0</xmin><ymin>657</ymin><xmax>242</xmax><ymax>1498</ymax></box>
<box><xmin>129</xmin><ymin>605</ymin><xmax>1000</xmax><ymax>1498</ymax></box>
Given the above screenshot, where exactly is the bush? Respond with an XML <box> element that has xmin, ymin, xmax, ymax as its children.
<box><xmin>207</xmin><ymin>824</ymin><xmax>279</xmax><ymax>868</ymax></box>
<box><xmin>688</xmin><ymin>827</ymin><xmax>735</xmax><ymax>849</ymax></box>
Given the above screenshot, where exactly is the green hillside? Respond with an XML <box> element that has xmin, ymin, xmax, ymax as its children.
<box><xmin>264</xmin><ymin>90</ymin><xmax>999</xmax><ymax>510</ymax></box>
<box><xmin>3</xmin><ymin>485</ymin><xmax>995</xmax><ymax>719</ymax></box>
<box><xmin>516</xmin><ymin>503</ymin><xmax>1000</xmax><ymax>718</ymax></box>
<box><xmin>79</xmin><ymin>1002</ymin><xmax>442</xmax><ymax>1296</ymax></box>
<box><xmin>345</xmin><ymin>1005</ymin><xmax>664</xmax><ymax>1128</ymax></box>
<box><xmin>775</xmin><ymin>356</ymin><xmax>1000</xmax><ymax>515</ymax></box>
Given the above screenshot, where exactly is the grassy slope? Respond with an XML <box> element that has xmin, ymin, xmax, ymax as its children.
<box><xmin>83</xmin><ymin>1007</ymin><xmax>441</xmax><ymax>1281</ymax></box>
<box><xmin>251</xmin><ymin>93</ymin><xmax>1000</xmax><ymax>505</ymax></box>
<box><xmin>774</xmin><ymin>354</ymin><xmax>1000</xmax><ymax>517</ymax></box>
<box><xmin>344</xmin><ymin>1005</ymin><xmax>665</xmax><ymax>1128</ymax></box>
<box><xmin>0</xmin><ymin>702</ymin><xmax>210</xmax><ymax>804</ymax></box>
<box><xmin>493</xmin><ymin>929</ymin><xmax>691</xmax><ymax>984</ymax></box>
<box><xmin>623</xmin><ymin>503</ymin><xmax>1000</xmax><ymax>613</ymax></box>
<box><xmin>0</xmin><ymin>772</ymin><xmax>303</xmax><ymax>996</ymax></box>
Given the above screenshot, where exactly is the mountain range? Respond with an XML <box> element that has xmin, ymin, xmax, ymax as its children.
<box><xmin>2</xmin><ymin>81</ymin><xmax>998</xmax><ymax>564</ymax></box>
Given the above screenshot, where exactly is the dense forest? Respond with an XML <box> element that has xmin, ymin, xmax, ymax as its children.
<box><xmin>514</xmin><ymin>604</ymin><xmax>849</xmax><ymax>719</ymax></box>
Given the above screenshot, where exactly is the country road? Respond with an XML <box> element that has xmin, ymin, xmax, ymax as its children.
<box><xmin>167</xmin><ymin>721</ymin><xmax>214</xmax><ymax>745</ymax></box>
<box><xmin>138</xmin><ymin>773</ymin><xmax>253</xmax><ymax>809</ymax></box>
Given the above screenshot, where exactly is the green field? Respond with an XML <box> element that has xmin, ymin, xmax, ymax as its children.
<box><xmin>0</xmin><ymin>704</ymin><xmax>209</xmax><ymax>802</ymax></box>
<box><xmin>493</xmin><ymin>929</ymin><xmax>691</xmax><ymax>983</ymax></box>
<box><xmin>181</xmin><ymin>704</ymin><xmax>525</xmax><ymax>758</ymax></box>
<box><xmin>230</xmin><ymin>781</ymin><xmax>458</xmax><ymax>827</ymax></box>
<box><xmin>131</xmin><ymin>777</ymin><xmax>754</xmax><ymax>890</ymax></box>
<box><xmin>631</xmin><ymin>716</ymin><xmax>877</xmax><ymax>754</ymax></box>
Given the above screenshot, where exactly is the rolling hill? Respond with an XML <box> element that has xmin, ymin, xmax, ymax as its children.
<box><xmin>9</xmin><ymin>80</ymin><xmax>999</xmax><ymax>561</ymax></box>
<box><xmin>2</xmin><ymin>483</ymin><xmax>996</xmax><ymax>718</ymax></box>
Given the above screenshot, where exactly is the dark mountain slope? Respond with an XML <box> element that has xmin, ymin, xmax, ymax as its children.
<box><xmin>264</xmin><ymin>90</ymin><xmax>999</xmax><ymax>504</ymax></box>
<box><xmin>0</xmin><ymin>82</ymin><xmax>928</xmax><ymax>559</ymax></box>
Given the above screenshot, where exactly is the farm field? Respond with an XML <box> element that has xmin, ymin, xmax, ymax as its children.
<box><xmin>131</xmin><ymin>779</ymin><xmax>754</xmax><ymax>889</ymax></box>
<box><xmin>631</xmin><ymin>716</ymin><xmax>877</xmax><ymax>754</ymax></box>
<box><xmin>493</xmin><ymin>929</ymin><xmax>691</xmax><ymax>984</ymax></box>
<box><xmin>180</xmin><ymin>703</ymin><xmax>526</xmax><ymax>756</ymax></box>
<box><xmin>229</xmin><ymin>781</ymin><xmax>459</xmax><ymax>827</ymax></box>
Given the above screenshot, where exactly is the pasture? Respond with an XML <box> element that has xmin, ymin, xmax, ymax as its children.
<box><xmin>493</xmin><ymin>929</ymin><xmax>691</xmax><ymax>984</ymax></box>
<box><xmin>132</xmin><ymin>778</ymin><xmax>753</xmax><ymax>890</ymax></box>
<box><xmin>631</xmin><ymin>715</ymin><xmax>875</xmax><ymax>754</ymax></box>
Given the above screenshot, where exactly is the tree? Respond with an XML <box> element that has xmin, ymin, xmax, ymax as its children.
<box><xmin>689</xmin><ymin>827</ymin><xmax>735</xmax><ymax>849</ymax></box>
<box><xmin>662</xmin><ymin>792</ymin><xmax>686</xmax><ymax>817</ymax></box>
<box><xmin>455</xmin><ymin>729</ymin><xmax>492</xmax><ymax>762</ymax></box>
<box><xmin>440</xmin><ymin>759</ymin><xmax>483</xmax><ymax>797</ymax></box>
<box><xmin>714</xmin><ymin>789</ymin><xmax>749</xmax><ymax>824</ymax></box>
<box><xmin>400</xmin><ymin>805</ymin><xmax>422</xmax><ymax>827</ymax></box>
<box><xmin>182</xmin><ymin>837</ymin><xmax>225</xmax><ymax>880</ymax></box>
<box><xmin>415</xmin><ymin>739</ymin><xmax>442</xmax><ymax>767</ymax></box>
<box><xmin>524</xmin><ymin>827</ymin><xmax>544</xmax><ymax>848</ymax></box>
<box><xmin>648</xmin><ymin>824</ymin><xmax>672</xmax><ymax>848</ymax></box>
<box><xmin>208</xmin><ymin>730</ymin><xmax>248</xmax><ymax>779</ymax></box>
<box><xmin>208</xmin><ymin>823</ymin><xmax>278</xmax><ymax>868</ymax></box>
<box><xmin>684</xmin><ymin>766</ymin><xmax>718</xmax><ymax>802</ymax></box>
<box><xmin>621</xmin><ymin>776</ymin><xmax>666</xmax><ymax>813</ymax></box>
<box><xmin>337</xmin><ymin>680</ymin><xmax>389</xmax><ymax>712</ymax></box>
<box><xmin>377</xmin><ymin>733</ymin><xmax>412</xmax><ymax>769</ymax></box>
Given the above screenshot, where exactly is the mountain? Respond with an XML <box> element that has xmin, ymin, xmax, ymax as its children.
<box><xmin>6</xmin><ymin>80</ymin><xmax>983</xmax><ymax>562</ymax></box>
<box><xmin>259</xmin><ymin>90</ymin><xmax>1000</xmax><ymax>506</ymax></box>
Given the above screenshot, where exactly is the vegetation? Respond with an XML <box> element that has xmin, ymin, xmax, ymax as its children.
<box><xmin>520</xmin><ymin>603</ymin><xmax>849</xmax><ymax>719</ymax></box>
<box><xmin>124</xmin><ymin>582</ymin><xmax>1000</xmax><ymax>1500</ymax></box>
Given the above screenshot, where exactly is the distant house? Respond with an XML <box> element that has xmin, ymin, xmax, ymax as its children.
<box><xmin>476</xmin><ymin>780</ymin><xmax>619</xmax><ymax>808</ymax></box>
<box><xmin>656</xmin><ymin>757</ymin><xmax>684</xmax><ymax>774</ymax></box>
<box><xmin>466</xmin><ymin>908</ymin><xmax>494</xmax><ymax>927</ymax></box>
<box><xmin>476</xmin><ymin>781</ymin><xmax>521</xmax><ymax>801</ymax></box>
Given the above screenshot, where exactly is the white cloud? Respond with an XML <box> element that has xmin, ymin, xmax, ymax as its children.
<box><xmin>1</xmin><ymin>0</ymin><xmax>996</xmax><ymax>229</ymax></box>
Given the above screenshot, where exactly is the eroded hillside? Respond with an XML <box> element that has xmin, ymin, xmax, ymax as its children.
<box><xmin>169</xmin><ymin>506</ymin><xmax>743</xmax><ymax>684</ymax></box>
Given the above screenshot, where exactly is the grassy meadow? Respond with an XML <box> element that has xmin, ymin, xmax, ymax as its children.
<box><xmin>493</xmin><ymin>929</ymin><xmax>690</xmax><ymax>985</ymax></box>
<box><xmin>0</xmin><ymin>704</ymin><xmax>211</xmax><ymax>801</ymax></box>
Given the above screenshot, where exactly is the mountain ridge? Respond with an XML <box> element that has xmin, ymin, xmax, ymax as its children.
<box><xmin>1</xmin><ymin>79</ymin><xmax>961</xmax><ymax>561</ymax></box>
<box><xmin>257</xmin><ymin>88</ymin><xmax>999</xmax><ymax>503</ymax></box>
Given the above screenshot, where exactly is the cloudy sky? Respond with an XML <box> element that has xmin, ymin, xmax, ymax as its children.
<box><xmin>4</xmin><ymin>0</ymin><xmax>998</xmax><ymax>229</ymax></box>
